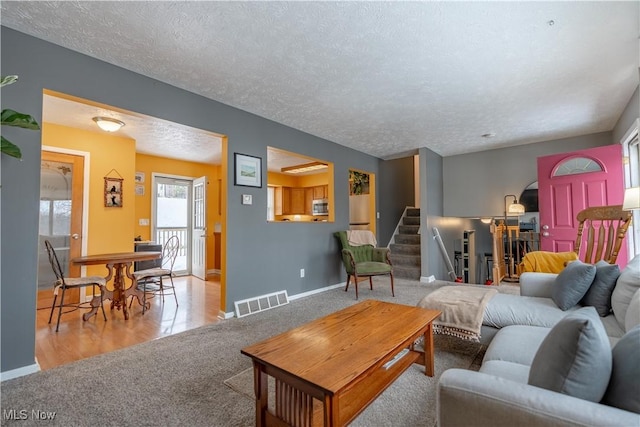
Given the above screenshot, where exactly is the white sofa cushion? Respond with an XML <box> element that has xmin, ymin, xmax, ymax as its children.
<box><xmin>625</xmin><ymin>289</ymin><xmax>640</xmax><ymax>332</ymax></box>
<box><xmin>483</xmin><ymin>324</ymin><xmax>549</xmax><ymax>365</ymax></box>
<box><xmin>484</xmin><ymin>293</ymin><xmax>577</xmax><ymax>329</ymax></box>
<box><xmin>528</xmin><ymin>307</ymin><xmax>612</xmax><ymax>402</ymax></box>
<box><xmin>611</xmin><ymin>255</ymin><xmax>640</xmax><ymax>327</ymax></box>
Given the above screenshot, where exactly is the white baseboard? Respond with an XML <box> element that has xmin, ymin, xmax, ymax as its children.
<box><xmin>207</xmin><ymin>269</ymin><xmax>221</xmax><ymax>275</ymax></box>
<box><xmin>420</xmin><ymin>275</ymin><xmax>436</xmax><ymax>283</ymax></box>
<box><xmin>1</xmin><ymin>362</ymin><xmax>40</xmax><ymax>381</ymax></box>
<box><xmin>288</xmin><ymin>282</ymin><xmax>344</xmax><ymax>301</ymax></box>
<box><xmin>218</xmin><ymin>310</ymin><xmax>234</xmax><ymax>319</ymax></box>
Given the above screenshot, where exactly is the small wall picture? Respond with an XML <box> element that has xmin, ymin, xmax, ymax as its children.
<box><xmin>234</xmin><ymin>153</ymin><xmax>262</xmax><ymax>188</ymax></box>
<box><xmin>105</xmin><ymin>177</ymin><xmax>123</xmax><ymax>207</ymax></box>
<box><xmin>135</xmin><ymin>184</ymin><xmax>145</xmax><ymax>196</ymax></box>
<box><xmin>135</xmin><ymin>171</ymin><xmax>145</xmax><ymax>184</ymax></box>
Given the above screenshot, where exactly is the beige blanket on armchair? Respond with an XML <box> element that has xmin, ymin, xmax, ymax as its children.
<box><xmin>417</xmin><ymin>286</ymin><xmax>497</xmax><ymax>341</ymax></box>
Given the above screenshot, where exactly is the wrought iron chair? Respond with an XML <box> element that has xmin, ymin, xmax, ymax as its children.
<box><xmin>132</xmin><ymin>236</ymin><xmax>180</xmax><ymax>314</ymax></box>
<box><xmin>45</xmin><ymin>240</ymin><xmax>107</xmax><ymax>332</ymax></box>
<box><xmin>519</xmin><ymin>205</ymin><xmax>632</xmax><ymax>273</ymax></box>
<box><xmin>334</xmin><ymin>231</ymin><xmax>394</xmax><ymax>299</ymax></box>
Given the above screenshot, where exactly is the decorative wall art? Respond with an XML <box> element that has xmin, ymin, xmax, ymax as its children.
<box><xmin>104</xmin><ymin>169</ymin><xmax>124</xmax><ymax>207</ymax></box>
<box><xmin>234</xmin><ymin>153</ymin><xmax>262</xmax><ymax>188</ymax></box>
<box><xmin>135</xmin><ymin>184</ymin><xmax>145</xmax><ymax>196</ymax></box>
<box><xmin>135</xmin><ymin>171</ymin><xmax>145</xmax><ymax>183</ymax></box>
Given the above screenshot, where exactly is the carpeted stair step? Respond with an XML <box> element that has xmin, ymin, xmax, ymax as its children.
<box><xmin>390</xmin><ymin>253</ymin><xmax>420</xmax><ymax>267</ymax></box>
<box><xmin>394</xmin><ymin>233</ymin><xmax>420</xmax><ymax>245</ymax></box>
<box><xmin>406</xmin><ymin>208</ymin><xmax>420</xmax><ymax>217</ymax></box>
<box><xmin>399</xmin><ymin>224</ymin><xmax>420</xmax><ymax>235</ymax></box>
<box><xmin>389</xmin><ymin>243</ymin><xmax>421</xmax><ymax>255</ymax></box>
<box><xmin>403</xmin><ymin>215</ymin><xmax>420</xmax><ymax>226</ymax></box>
<box><xmin>393</xmin><ymin>265</ymin><xmax>421</xmax><ymax>280</ymax></box>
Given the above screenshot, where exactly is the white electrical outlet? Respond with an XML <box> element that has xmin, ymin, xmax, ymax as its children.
<box><xmin>300</xmin><ymin>268</ymin><xmax>305</xmax><ymax>278</ymax></box>
<box><xmin>139</xmin><ymin>218</ymin><xmax>149</xmax><ymax>226</ymax></box>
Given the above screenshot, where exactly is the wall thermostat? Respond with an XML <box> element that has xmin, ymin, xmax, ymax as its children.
<box><xmin>242</xmin><ymin>194</ymin><xmax>253</xmax><ymax>205</ymax></box>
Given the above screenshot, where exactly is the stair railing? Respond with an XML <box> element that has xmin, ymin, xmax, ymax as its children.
<box><xmin>387</xmin><ymin>206</ymin><xmax>414</xmax><ymax>248</ymax></box>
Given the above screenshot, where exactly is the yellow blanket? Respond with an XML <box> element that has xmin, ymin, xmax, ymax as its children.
<box><xmin>519</xmin><ymin>251</ymin><xmax>579</xmax><ymax>274</ymax></box>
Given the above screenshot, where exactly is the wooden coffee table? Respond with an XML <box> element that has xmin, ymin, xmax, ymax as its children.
<box><xmin>241</xmin><ymin>300</ymin><xmax>441</xmax><ymax>427</ymax></box>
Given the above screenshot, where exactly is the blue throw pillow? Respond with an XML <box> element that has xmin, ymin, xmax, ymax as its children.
<box><xmin>529</xmin><ymin>307</ymin><xmax>612</xmax><ymax>402</ymax></box>
<box><xmin>552</xmin><ymin>260</ymin><xmax>596</xmax><ymax>310</ymax></box>
<box><xmin>581</xmin><ymin>260</ymin><xmax>620</xmax><ymax>316</ymax></box>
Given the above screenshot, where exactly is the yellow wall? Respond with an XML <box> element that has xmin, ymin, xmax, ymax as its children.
<box><xmin>42</xmin><ymin>122</ymin><xmax>136</xmax><ymax>278</ymax></box>
<box><xmin>135</xmin><ymin>153</ymin><xmax>220</xmax><ymax>271</ymax></box>
<box><xmin>42</xmin><ymin>123</ymin><xmax>221</xmax><ymax>280</ymax></box>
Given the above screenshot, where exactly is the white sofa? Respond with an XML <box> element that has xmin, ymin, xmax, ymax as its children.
<box><xmin>437</xmin><ymin>255</ymin><xmax>640</xmax><ymax>427</ymax></box>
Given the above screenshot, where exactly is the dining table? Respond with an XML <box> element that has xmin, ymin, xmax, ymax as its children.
<box><xmin>72</xmin><ymin>251</ymin><xmax>162</xmax><ymax>320</ymax></box>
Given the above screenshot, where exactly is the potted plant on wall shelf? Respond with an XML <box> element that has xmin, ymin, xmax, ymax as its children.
<box><xmin>1</xmin><ymin>75</ymin><xmax>40</xmax><ymax>159</ymax></box>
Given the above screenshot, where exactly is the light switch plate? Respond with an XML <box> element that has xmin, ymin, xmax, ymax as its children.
<box><xmin>242</xmin><ymin>194</ymin><xmax>252</xmax><ymax>205</ymax></box>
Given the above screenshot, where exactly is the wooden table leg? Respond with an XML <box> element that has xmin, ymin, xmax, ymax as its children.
<box><xmin>83</xmin><ymin>265</ymin><xmax>114</xmax><ymax>321</ymax></box>
<box><xmin>124</xmin><ymin>263</ymin><xmax>150</xmax><ymax>312</ymax></box>
<box><xmin>110</xmin><ymin>263</ymin><xmax>130</xmax><ymax>320</ymax></box>
<box><xmin>423</xmin><ymin>323</ymin><xmax>435</xmax><ymax>377</ymax></box>
<box><xmin>82</xmin><ymin>287</ymin><xmax>113</xmax><ymax>321</ymax></box>
<box><xmin>254</xmin><ymin>362</ymin><xmax>268</xmax><ymax>427</ymax></box>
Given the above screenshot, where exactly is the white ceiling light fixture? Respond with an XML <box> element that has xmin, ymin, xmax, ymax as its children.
<box><xmin>92</xmin><ymin>116</ymin><xmax>125</xmax><ymax>132</ymax></box>
<box><xmin>281</xmin><ymin>161</ymin><xmax>328</xmax><ymax>174</ymax></box>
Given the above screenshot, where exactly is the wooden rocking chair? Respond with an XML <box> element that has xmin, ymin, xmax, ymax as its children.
<box><xmin>519</xmin><ymin>205</ymin><xmax>632</xmax><ymax>274</ymax></box>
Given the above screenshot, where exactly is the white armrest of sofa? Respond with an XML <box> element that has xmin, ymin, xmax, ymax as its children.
<box><xmin>519</xmin><ymin>272</ymin><xmax>558</xmax><ymax>298</ymax></box>
<box><xmin>438</xmin><ymin>369</ymin><xmax>640</xmax><ymax>427</ymax></box>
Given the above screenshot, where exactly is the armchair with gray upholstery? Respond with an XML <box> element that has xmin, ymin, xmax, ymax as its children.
<box><xmin>334</xmin><ymin>231</ymin><xmax>394</xmax><ymax>299</ymax></box>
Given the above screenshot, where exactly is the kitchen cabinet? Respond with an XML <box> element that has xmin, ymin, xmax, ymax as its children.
<box><xmin>313</xmin><ymin>185</ymin><xmax>328</xmax><ymax>200</ymax></box>
<box><xmin>274</xmin><ymin>187</ymin><xmax>285</xmax><ymax>215</ymax></box>
<box><xmin>290</xmin><ymin>188</ymin><xmax>305</xmax><ymax>214</ymax></box>
<box><xmin>305</xmin><ymin>188</ymin><xmax>314</xmax><ymax>215</ymax></box>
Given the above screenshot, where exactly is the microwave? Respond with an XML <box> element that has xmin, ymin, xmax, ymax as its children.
<box><xmin>312</xmin><ymin>198</ymin><xmax>329</xmax><ymax>216</ymax></box>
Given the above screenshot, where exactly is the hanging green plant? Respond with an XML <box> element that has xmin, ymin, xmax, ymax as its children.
<box><xmin>349</xmin><ymin>170</ymin><xmax>370</xmax><ymax>195</ymax></box>
<box><xmin>1</xmin><ymin>75</ymin><xmax>41</xmax><ymax>159</ymax></box>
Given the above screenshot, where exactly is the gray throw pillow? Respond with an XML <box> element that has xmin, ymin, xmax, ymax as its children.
<box><xmin>581</xmin><ymin>260</ymin><xmax>620</xmax><ymax>316</ymax></box>
<box><xmin>611</xmin><ymin>255</ymin><xmax>640</xmax><ymax>326</ymax></box>
<box><xmin>601</xmin><ymin>325</ymin><xmax>640</xmax><ymax>413</ymax></box>
<box><xmin>552</xmin><ymin>260</ymin><xmax>596</xmax><ymax>310</ymax></box>
<box><xmin>528</xmin><ymin>307</ymin><xmax>612</xmax><ymax>402</ymax></box>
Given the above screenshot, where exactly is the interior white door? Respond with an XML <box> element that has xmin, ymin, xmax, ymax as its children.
<box><xmin>191</xmin><ymin>176</ymin><xmax>207</xmax><ymax>280</ymax></box>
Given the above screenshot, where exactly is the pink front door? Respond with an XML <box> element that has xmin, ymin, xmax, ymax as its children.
<box><xmin>537</xmin><ymin>144</ymin><xmax>627</xmax><ymax>266</ymax></box>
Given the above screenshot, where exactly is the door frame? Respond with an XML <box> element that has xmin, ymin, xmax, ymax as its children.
<box><xmin>151</xmin><ymin>172</ymin><xmax>195</xmax><ymax>275</ymax></box>
<box><xmin>42</xmin><ymin>146</ymin><xmax>91</xmax><ymax>259</ymax></box>
<box><xmin>41</xmin><ymin>145</ymin><xmax>91</xmax><ymax>298</ymax></box>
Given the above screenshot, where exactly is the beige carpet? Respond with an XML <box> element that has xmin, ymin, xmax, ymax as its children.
<box><xmin>223</xmin><ymin>334</ymin><xmax>485</xmax><ymax>426</ymax></box>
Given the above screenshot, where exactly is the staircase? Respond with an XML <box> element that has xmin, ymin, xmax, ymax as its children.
<box><xmin>389</xmin><ymin>208</ymin><xmax>421</xmax><ymax>280</ymax></box>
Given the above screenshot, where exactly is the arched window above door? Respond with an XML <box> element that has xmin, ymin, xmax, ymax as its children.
<box><xmin>552</xmin><ymin>157</ymin><xmax>603</xmax><ymax>176</ymax></box>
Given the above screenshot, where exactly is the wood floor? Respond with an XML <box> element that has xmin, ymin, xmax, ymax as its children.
<box><xmin>35</xmin><ymin>275</ymin><xmax>222</xmax><ymax>370</ymax></box>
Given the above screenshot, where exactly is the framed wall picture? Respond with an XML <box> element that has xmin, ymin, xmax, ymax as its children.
<box><xmin>135</xmin><ymin>184</ymin><xmax>145</xmax><ymax>196</ymax></box>
<box><xmin>105</xmin><ymin>177</ymin><xmax>123</xmax><ymax>207</ymax></box>
<box><xmin>134</xmin><ymin>171</ymin><xmax>145</xmax><ymax>184</ymax></box>
<box><xmin>234</xmin><ymin>153</ymin><xmax>262</xmax><ymax>188</ymax></box>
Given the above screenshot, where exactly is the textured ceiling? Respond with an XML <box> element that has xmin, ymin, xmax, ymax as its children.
<box><xmin>2</xmin><ymin>1</ymin><xmax>639</xmax><ymax>159</ymax></box>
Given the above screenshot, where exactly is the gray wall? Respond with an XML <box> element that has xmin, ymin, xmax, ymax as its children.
<box><xmin>442</xmin><ymin>132</ymin><xmax>612</xmax><ymax>218</ymax></box>
<box><xmin>379</xmin><ymin>156</ymin><xmax>415</xmax><ymax>245</ymax></box>
<box><xmin>1</xmin><ymin>27</ymin><xmax>404</xmax><ymax>373</ymax></box>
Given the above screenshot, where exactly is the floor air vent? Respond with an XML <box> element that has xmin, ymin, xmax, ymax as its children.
<box><xmin>234</xmin><ymin>290</ymin><xmax>289</xmax><ymax>318</ymax></box>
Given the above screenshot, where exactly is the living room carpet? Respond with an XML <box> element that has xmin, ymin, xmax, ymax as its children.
<box><xmin>1</xmin><ymin>279</ymin><xmax>515</xmax><ymax>426</ymax></box>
